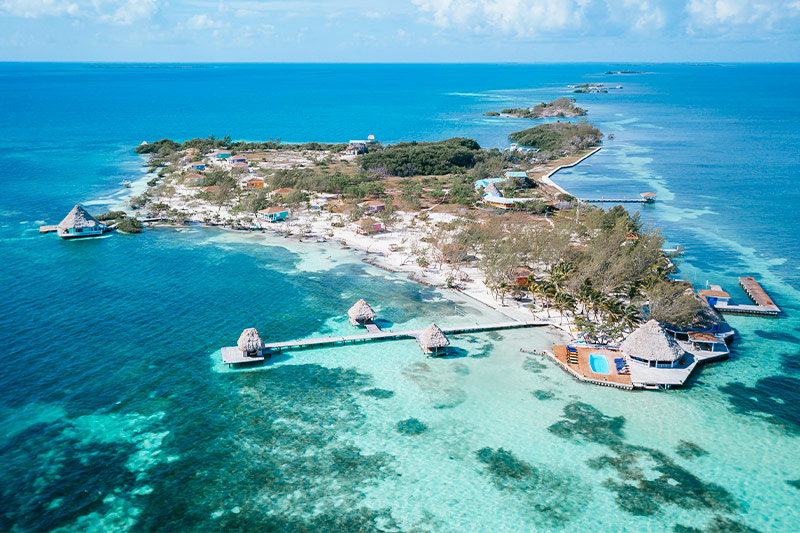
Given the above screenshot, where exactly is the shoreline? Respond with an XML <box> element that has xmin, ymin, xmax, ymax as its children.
<box><xmin>537</xmin><ymin>146</ymin><xmax>602</xmax><ymax>197</ymax></box>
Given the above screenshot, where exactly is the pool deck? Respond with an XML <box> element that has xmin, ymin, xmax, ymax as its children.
<box><xmin>549</xmin><ymin>343</ymin><xmax>728</xmax><ymax>390</ymax></box>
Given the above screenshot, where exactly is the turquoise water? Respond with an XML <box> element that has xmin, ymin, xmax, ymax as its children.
<box><xmin>1</xmin><ymin>64</ymin><xmax>799</xmax><ymax>531</ymax></box>
<box><xmin>589</xmin><ymin>354</ymin><xmax>610</xmax><ymax>374</ymax></box>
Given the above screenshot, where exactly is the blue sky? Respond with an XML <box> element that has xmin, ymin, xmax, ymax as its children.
<box><xmin>1</xmin><ymin>0</ymin><xmax>800</xmax><ymax>62</ymax></box>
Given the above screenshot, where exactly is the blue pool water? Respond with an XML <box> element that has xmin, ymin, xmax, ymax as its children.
<box><xmin>589</xmin><ymin>353</ymin><xmax>610</xmax><ymax>374</ymax></box>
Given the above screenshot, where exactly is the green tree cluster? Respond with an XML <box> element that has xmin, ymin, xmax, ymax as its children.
<box><xmin>358</xmin><ymin>138</ymin><xmax>482</xmax><ymax>177</ymax></box>
<box><xmin>509</xmin><ymin>121</ymin><xmax>602</xmax><ymax>155</ymax></box>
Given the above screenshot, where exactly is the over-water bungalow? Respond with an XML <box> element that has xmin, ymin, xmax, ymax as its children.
<box><xmin>640</xmin><ymin>192</ymin><xmax>657</xmax><ymax>203</ymax></box>
<box><xmin>259</xmin><ymin>206</ymin><xmax>290</xmax><ymax>222</ymax></box>
<box><xmin>57</xmin><ymin>204</ymin><xmax>107</xmax><ymax>239</ymax></box>
<box><xmin>418</xmin><ymin>323</ymin><xmax>450</xmax><ymax>356</ymax></box>
<box><xmin>242</xmin><ymin>177</ymin><xmax>264</xmax><ymax>189</ymax></box>
<box><xmin>359</xmin><ymin>200</ymin><xmax>386</xmax><ymax>214</ymax></box>
<box><xmin>351</xmin><ymin>219</ymin><xmax>384</xmax><ymax>235</ymax></box>
<box><xmin>348</xmin><ymin>299</ymin><xmax>377</xmax><ymax>326</ymax></box>
<box><xmin>686</xmin><ymin>331</ymin><xmax>730</xmax><ymax>357</ymax></box>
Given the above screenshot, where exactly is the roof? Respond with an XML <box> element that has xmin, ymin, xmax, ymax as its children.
<box><xmin>185</xmin><ymin>173</ymin><xmax>204</xmax><ymax>179</ymax></box>
<box><xmin>418</xmin><ymin>323</ymin><xmax>450</xmax><ymax>349</ymax></box>
<box><xmin>237</xmin><ymin>328</ymin><xmax>263</xmax><ymax>352</ymax></box>
<box><xmin>259</xmin><ymin>206</ymin><xmax>289</xmax><ymax>214</ymax></box>
<box><xmin>640</xmin><ymin>192</ymin><xmax>657</xmax><ymax>198</ymax></box>
<box><xmin>348</xmin><ymin>299</ymin><xmax>376</xmax><ymax>322</ymax></box>
<box><xmin>360</xmin><ymin>200</ymin><xmax>385</xmax><ymax>207</ymax></box>
<box><xmin>484</xmin><ymin>182</ymin><xmax>502</xmax><ymax>197</ymax></box>
<box><xmin>353</xmin><ymin>218</ymin><xmax>382</xmax><ymax>228</ymax></box>
<box><xmin>620</xmin><ymin>320</ymin><xmax>684</xmax><ymax>363</ymax></box>
<box><xmin>58</xmin><ymin>204</ymin><xmax>103</xmax><ymax>229</ymax></box>
<box><xmin>244</xmin><ymin>177</ymin><xmax>264</xmax><ymax>183</ymax></box>
<box><xmin>505</xmin><ymin>171</ymin><xmax>528</xmax><ymax>178</ymax></box>
<box><xmin>688</xmin><ymin>331</ymin><xmax>720</xmax><ymax>343</ymax></box>
<box><xmin>202</xmin><ymin>186</ymin><xmax>219</xmax><ymax>192</ymax></box>
<box><xmin>232</xmin><ymin>162</ymin><xmax>249</xmax><ymax>167</ymax></box>
<box><xmin>273</xmin><ymin>187</ymin><xmax>294</xmax><ymax>194</ymax></box>
<box><xmin>698</xmin><ymin>289</ymin><xmax>730</xmax><ymax>298</ymax></box>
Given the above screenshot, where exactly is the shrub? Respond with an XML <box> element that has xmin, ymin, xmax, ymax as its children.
<box><xmin>117</xmin><ymin>217</ymin><xmax>143</xmax><ymax>234</ymax></box>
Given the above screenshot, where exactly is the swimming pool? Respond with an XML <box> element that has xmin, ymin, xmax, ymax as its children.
<box><xmin>589</xmin><ymin>353</ymin><xmax>610</xmax><ymax>374</ymax></box>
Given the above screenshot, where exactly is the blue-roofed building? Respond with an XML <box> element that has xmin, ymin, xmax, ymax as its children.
<box><xmin>505</xmin><ymin>171</ymin><xmax>528</xmax><ymax>179</ymax></box>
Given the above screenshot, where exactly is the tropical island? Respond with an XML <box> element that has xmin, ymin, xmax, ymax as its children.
<box><xmin>485</xmin><ymin>97</ymin><xmax>587</xmax><ymax>118</ymax></box>
<box><xmin>93</xmin><ymin>119</ymin><xmax>738</xmax><ymax>390</ymax></box>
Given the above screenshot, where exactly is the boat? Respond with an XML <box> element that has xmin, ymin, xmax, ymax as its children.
<box><xmin>122</xmin><ymin>179</ymin><xmax>132</xmax><ymax>188</ymax></box>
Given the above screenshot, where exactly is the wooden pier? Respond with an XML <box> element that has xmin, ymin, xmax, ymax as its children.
<box><xmin>39</xmin><ymin>225</ymin><xmax>58</xmax><ymax>234</ymax></box>
<box><xmin>713</xmin><ymin>277</ymin><xmax>780</xmax><ymax>316</ymax></box>
<box><xmin>221</xmin><ymin>320</ymin><xmax>547</xmax><ymax>365</ymax></box>
<box><xmin>583</xmin><ymin>197</ymin><xmax>652</xmax><ymax>204</ymax></box>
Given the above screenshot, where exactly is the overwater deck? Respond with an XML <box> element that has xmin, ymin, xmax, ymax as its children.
<box><xmin>550</xmin><ymin>345</ymin><xmax>634</xmax><ymax>389</ymax></box>
<box><xmin>221</xmin><ymin>320</ymin><xmax>548</xmax><ymax>365</ymax></box>
<box><xmin>712</xmin><ymin>277</ymin><xmax>780</xmax><ymax>316</ymax></box>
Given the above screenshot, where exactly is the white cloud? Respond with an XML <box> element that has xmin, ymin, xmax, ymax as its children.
<box><xmin>0</xmin><ymin>0</ymin><xmax>157</xmax><ymax>25</ymax></box>
<box><xmin>185</xmin><ymin>13</ymin><xmax>227</xmax><ymax>29</ymax></box>
<box><xmin>0</xmin><ymin>0</ymin><xmax>80</xmax><ymax>18</ymax></box>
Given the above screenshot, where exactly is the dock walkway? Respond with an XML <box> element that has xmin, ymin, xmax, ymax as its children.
<box><xmin>713</xmin><ymin>277</ymin><xmax>780</xmax><ymax>316</ymax></box>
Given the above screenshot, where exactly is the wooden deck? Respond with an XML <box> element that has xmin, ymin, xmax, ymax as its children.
<box><xmin>711</xmin><ymin>277</ymin><xmax>780</xmax><ymax>316</ymax></box>
<box><xmin>551</xmin><ymin>345</ymin><xmax>634</xmax><ymax>389</ymax></box>
<box><xmin>39</xmin><ymin>225</ymin><xmax>58</xmax><ymax>234</ymax></box>
<box><xmin>221</xmin><ymin>320</ymin><xmax>548</xmax><ymax>365</ymax></box>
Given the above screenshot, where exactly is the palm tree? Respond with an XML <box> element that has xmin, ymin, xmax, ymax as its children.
<box><xmin>553</xmin><ymin>292</ymin><xmax>576</xmax><ymax>325</ymax></box>
<box><xmin>621</xmin><ymin>304</ymin><xmax>641</xmax><ymax>332</ymax></box>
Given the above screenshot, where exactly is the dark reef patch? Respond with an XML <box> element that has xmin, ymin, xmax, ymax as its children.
<box><xmin>396</xmin><ymin>418</ymin><xmax>428</xmax><ymax>436</ymax></box>
<box><xmin>753</xmin><ymin>329</ymin><xmax>799</xmax><ymax>343</ymax></box>
<box><xmin>787</xmin><ymin>479</ymin><xmax>800</xmax><ymax>490</ymax></box>
<box><xmin>531</xmin><ymin>389</ymin><xmax>558</xmax><ymax>400</ymax></box>
<box><xmin>475</xmin><ymin>447</ymin><xmax>587</xmax><ymax>527</ymax></box>
<box><xmin>780</xmin><ymin>352</ymin><xmax>800</xmax><ymax>374</ymax></box>
<box><xmin>676</xmin><ymin>440</ymin><xmax>709</xmax><ymax>459</ymax></box>
<box><xmin>547</xmin><ymin>401</ymin><xmax>626</xmax><ymax>446</ymax></box>
<box><xmin>673</xmin><ymin>515</ymin><xmax>761</xmax><ymax>533</ymax></box>
<box><xmin>522</xmin><ymin>357</ymin><xmax>548</xmax><ymax>374</ymax></box>
<box><xmin>721</xmin><ymin>376</ymin><xmax>800</xmax><ymax>432</ymax></box>
<box><xmin>361</xmin><ymin>388</ymin><xmax>395</xmax><ymax>399</ymax></box>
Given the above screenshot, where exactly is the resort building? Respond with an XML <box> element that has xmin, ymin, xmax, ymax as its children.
<box><xmin>359</xmin><ymin>200</ymin><xmax>386</xmax><ymax>214</ymax></box>
<box><xmin>640</xmin><ymin>192</ymin><xmax>657</xmax><ymax>203</ymax></box>
<box><xmin>351</xmin><ymin>219</ymin><xmax>385</xmax><ymax>235</ymax></box>
<box><xmin>698</xmin><ymin>287</ymin><xmax>731</xmax><ymax>307</ymax></box>
<box><xmin>348</xmin><ymin>299</ymin><xmax>376</xmax><ymax>326</ymax></box>
<box><xmin>57</xmin><ymin>204</ymin><xmax>107</xmax><ymax>239</ymax></box>
<box><xmin>242</xmin><ymin>177</ymin><xmax>264</xmax><ymax>189</ymax></box>
<box><xmin>418</xmin><ymin>323</ymin><xmax>450</xmax><ymax>355</ymax></box>
<box><xmin>258</xmin><ymin>206</ymin><xmax>290</xmax><ymax>222</ymax></box>
<box><xmin>620</xmin><ymin>320</ymin><xmax>684</xmax><ymax>369</ymax></box>
<box><xmin>686</xmin><ymin>331</ymin><xmax>730</xmax><ymax>356</ymax></box>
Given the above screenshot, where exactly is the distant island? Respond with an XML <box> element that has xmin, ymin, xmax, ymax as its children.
<box><xmin>485</xmin><ymin>97</ymin><xmax>587</xmax><ymax>118</ymax></box>
<box><xmin>605</xmin><ymin>70</ymin><xmax>646</xmax><ymax>75</ymax></box>
<box><xmin>568</xmin><ymin>83</ymin><xmax>625</xmax><ymax>94</ymax></box>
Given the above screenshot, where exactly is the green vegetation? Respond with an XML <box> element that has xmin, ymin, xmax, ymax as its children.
<box><xmin>358</xmin><ymin>138</ymin><xmax>482</xmax><ymax>177</ymax></box>
<box><xmin>135</xmin><ymin>135</ymin><xmax>348</xmax><ymax>158</ymax></box>
<box><xmin>572</xmin><ymin>83</ymin><xmax>608</xmax><ymax>94</ymax></box>
<box><xmin>509</xmin><ymin>121</ymin><xmax>602</xmax><ymax>157</ymax></box>
<box><xmin>96</xmin><ymin>210</ymin><xmax>127</xmax><ymax>222</ymax></box>
<box><xmin>484</xmin><ymin>111</ymin><xmax>500</xmax><ymax>117</ymax></box>
<box><xmin>135</xmin><ymin>139</ymin><xmax>180</xmax><ymax>155</ymax></box>
<box><xmin>117</xmin><ymin>217</ymin><xmax>143</xmax><ymax>234</ymax></box>
<box><xmin>496</xmin><ymin>98</ymin><xmax>587</xmax><ymax>118</ymax></box>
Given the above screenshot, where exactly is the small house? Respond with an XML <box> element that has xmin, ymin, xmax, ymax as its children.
<box><xmin>418</xmin><ymin>323</ymin><xmax>450</xmax><ymax>355</ymax></box>
<box><xmin>242</xmin><ymin>177</ymin><xmax>264</xmax><ymax>189</ymax></box>
<box><xmin>259</xmin><ymin>206</ymin><xmax>290</xmax><ymax>222</ymax></box>
<box><xmin>511</xmin><ymin>267</ymin><xmax>533</xmax><ymax>287</ymax></box>
<box><xmin>202</xmin><ymin>185</ymin><xmax>220</xmax><ymax>193</ymax></box>
<box><xmin>272</xmin><ymin>187</ymin><xmax>294</xmax><ymax>197</ymax></box>
<box><xmin>359</xmin><ymin>200</ymin><xmax>386</xmax><ymax>214</ymax></box>
<box><xmin>184</xmin><ymin>147</ymin><xmax>200</xmax><ymax>154</ymax></box>
<box><xmin>698</xmin><ymin>289</ymin><xmax>731</xmax><ymax>307</ymax></box>
<box><xmin>229</xmin><ymin>155</ymin><xmax>247</xmax><ymax>164</ymax></box>
<box><xmin>348</xmin><ymin>299</ymin><xmax>377</xmax><ymax>326</ymax></box>
<box><xmin>231</xmin><ymin>161</ymin><xmax>249</xmax><ymax>171</ymax></box>
<box><xmin>214</xmin><ymin>151</ymin><xmax>231</xmax><ymax>159</ymax></box>
<box><xmin>237</xmin><ymin>328</ymin><xmax>264</xmax><ymax>358</ymax></box>
<box><xmin>351</xmin><ymin>219</ymin><xmax>384</xmax><ymax>235</ymax></box>
<box><xmin>345</xmin><ymin>140</ymin><xmax>368</xmax><ymax>155</ymax></box>
<box><xmin>189</xmin><ymin>162</ymin><xmax>206</xmax><ymax>171</ymax></box>
<box><xmin>505</xmin><ymin>171</ymin><xmax>527</xmax><ymax>179</ymax></box>
<box><xmin>57</xmin><ymin>204</ymin><xmax>106</xmax><ymax>239</ymax></box>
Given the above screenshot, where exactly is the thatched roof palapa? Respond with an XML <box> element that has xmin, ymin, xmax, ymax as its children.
<box><xmin>58</xmin><ymin>204</ymin><xmax>103</xmax><ymax>230</ymax></box>
<box><xmin>620</xmin><ymin>320</ymin><xmax>684</xmax><ymax>363</ymax></box>
<box><xmin>348</xmin><ymin>299</ymin><xmax>377</xmax><ymax>324</ymax></box>
<box><xmin>237</xmin><ymin>328</ymin><xmax>264</xmax><ymax>354</ymax></box>
<box><xmin>418</xmin><ymin>323</ymin><xmax>450</xmax><ymax>352</ymax></box>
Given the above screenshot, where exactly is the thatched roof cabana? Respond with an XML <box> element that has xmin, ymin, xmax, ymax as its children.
<box><xmin>418</xmin><ymin>323</ymin><xmax>449</xmax><ymax>354</ymax></box>
<box><xmin>620</xmin><ymin>320</ymin><xmax>684</xmax><ymax>364</ymax></box>
<box><xmin>237</xmin><ymin>328</ymin><xmax>264</xmax><ymax>355</ymax></box>
<box><xmin>348</xmin><ymin>299</ymin><xmax>376</xmax><ymax>325</ymax></box>
<box><xmin>58</xmin><ymin>204</ymin><xmax>103</xmax><ymax>231</ymax></box>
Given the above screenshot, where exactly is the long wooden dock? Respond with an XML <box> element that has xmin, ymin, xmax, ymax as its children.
<box><xmin>261</xmin><ymin>320</ymin><xmax>547</xmax><ymax>353</ymax></box>
<box><xmin>221</xmin><ymin>320</ymin><xmax>548</xmax><ymax>365</ymax></box>
<box><xmin>583</xmin><ymin>197</ymin><xmax>652</xmax><ymax>204</ymax></box>
<box><xmin>713</xmin><ymin>277</ymin><xmax>780</xmax><ymax>316</ymax></box>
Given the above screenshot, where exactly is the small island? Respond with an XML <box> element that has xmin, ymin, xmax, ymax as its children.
<box><xmin>485</xmin><ymin>97</ymin><xmax>587</xmax><ymax>118</ymax></box>
<box><xmin>605</xmin><ymin>70</ymin><xmax>646</xmax><ymax>75</ymax></box>
<box><xmin>509</xmin><ymin>121</ymin><xmax>603</xmax><ymax>159</ymax></box>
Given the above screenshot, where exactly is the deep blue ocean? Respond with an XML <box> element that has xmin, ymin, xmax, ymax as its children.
<box><xmin>0</xmin><ymin>64</ymin><xmax>799</xmax><ymax>531</ymax></box>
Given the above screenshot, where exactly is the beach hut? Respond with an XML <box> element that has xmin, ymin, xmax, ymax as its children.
<box><xmin>259</xmin><ymin>206</ymin><xmax>290</xmax><ymax>222</ymax></box>
<box><xmin>237</xmin><ymin>328</ymin><xmax>264</xmax><ymax>359</ymax></box>
<box><xmin>348</xmin><ymin>299</ymin><xmax>377</xmax><ymax>326</ymax></box>
<box><xmin>359</xmin><ymin>200</ymin><xmax>386</xmax><ymax>214</ymax></box>
<box><xmin>418</xmin><ymin>323</ymin><xmax>450</xmax><ymax>355</ymax></box>
<box><xmin>351</xmin><ymin>219</ymin><xmax>384</xmax><ymax>235</ymax></box>
<box><xmin>57</xmin><ymin>204</ymin><xmax>106</xmax><ymax>239</ymax></box>
<box><xmin>620</xmin><ymin>320</ymin><xmax>684</xmax><ymax>368</ymax></box>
